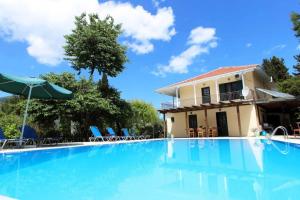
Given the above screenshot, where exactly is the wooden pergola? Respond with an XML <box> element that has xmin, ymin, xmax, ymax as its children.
<box><xmin>159</xmin><ymin>98</ymin><xmax>300</xmax><ymax>138</ymax></box>
<box><xmin>159</xmin><ymin>99</ymin><xmax>255</xmax><ymax>137</ymax></box>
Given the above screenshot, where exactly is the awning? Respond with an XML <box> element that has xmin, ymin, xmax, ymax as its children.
<box><xmin>256</xmin><ymin>88</ymin><xmax>295</xmax><ymax>99</ymax></box>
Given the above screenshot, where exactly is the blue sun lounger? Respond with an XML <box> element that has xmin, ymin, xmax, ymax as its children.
<box><xmin>121</xmin><ymin>128</ymin><xmax>136</xmax><ymax>140</ymax></box>
<box><xmin>0</xmin><ymin>128</ymin><xmax>7</xmax><ymax>149</ymax></box>
<box><xmin>20</xmin><ymin>125</ymin><xmax>59</xmax><ymax>146</ymax></box>
<box><xmin>0</xmin><ymin>128</ymin><xmax>29</xmax><ymax>149</ymax></box>
<box><xmin>89</xmin><ymin>126</ymin><xmax>113</xmax><ymax>142</ymax></box>
<box><xmin>106</xmin><ymin>127</ymin><xmax>121</xmax><ymax>140</ymax></box>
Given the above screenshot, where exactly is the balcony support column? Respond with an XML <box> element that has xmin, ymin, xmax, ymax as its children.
<box><xmin>236</xmin><ymin>105</ymin><xmax>242</xmax><ymax>136</ymax></box>
<box><xmin>163</xmin><ymin>113</ymin><xmax>166</xmax><ymax>138</ymax></box>
<box><xmin>176</xmin><ymin>87</ymin><xmax>179</xmax><ymax>107</ymax></box>
<box><xmin>215</xmin><ymin>80</ymin><xmax>219</xmax><ymax>102</ymax></box>
<box><xmin>172</xmin><ymin>96</ymin><xmax>175</xmax><ymax>108</ymax></box>
<box><xmin>241</xmin><ymin>73</ymin><xmax>245</xmax><ymax>90</ymax></box>
<box><xmin>185</xmin><ymin>111</ymin><xmax>188</xmax><ymax>136</ymax></box>
<box><xmin>204</xmin><ymin>108</ymin><xmax>208</xmax><ymax>135</ymax></box>
<box><xmin>193</xmin><ymin>84</ymin><xmax>197</xmax><ymax>105</ymax></box>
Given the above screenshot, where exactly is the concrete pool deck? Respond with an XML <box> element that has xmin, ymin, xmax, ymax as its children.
<box><xmin>1</xmin><ymin>136</ymin><xmax>300</xmax><ymax>154</ymax></box>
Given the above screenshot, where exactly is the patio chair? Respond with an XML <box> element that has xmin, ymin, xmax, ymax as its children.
<box><xmin>121</xmin><ymin>128</ymin><xmax>135</xmax><ymax>140</ymax></box>
<box><xmin>208</xmin><ymin>127</ymin><xmax>218</xmax><ymax>137</ymax></box>
<box><xmin>196</xmin><ymin>127</ymin><xmax>206</xmax><ymax>137</ymax></box>
<box><xmin>188</xmin><ymin>128</ymin><xmax>195</xmax><ymax>137</ymax></box>
<box><xmin>290</xmin><ymin>123</ymin><xmax>300</xmax><ymax>137</ymax></box>
<box><xmin>20</xmin><ymin>125</ymin><xmax>59</xmax><ymax>146</ymax></box>
<box><xmin>89</xmin><ymin>126</ymin><xmax>112</xmax><ymax>142</ymax></box>
<box><xmin>106</xmin><ymin>127</ymin><xmax>122</xmax><ymax>140</ymax></box>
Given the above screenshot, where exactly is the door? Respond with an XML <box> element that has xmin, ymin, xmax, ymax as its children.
<box><xmin>201</xmin><ymin>87</ymin><xmax>211</xmax><ymax>103</ymax></box>
<box><xmin>216</xmin><ymin>112</ymin><xmax>229</xmax><ymax>136</ymax></box>
<box><xmin>188</xmin><ymin>115</ymin><xmax>198</xmax><ymax>128</ymax></box>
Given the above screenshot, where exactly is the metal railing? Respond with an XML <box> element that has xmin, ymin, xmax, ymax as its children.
<box><xmin>160</xmin><ymin>90</ymin><xmax>254</xmax><ymax>109</ymax></box>
<box><xmin>161</xmin><ymin>102</ymin><xmax>176</xmax><ymax>110</ymax></box>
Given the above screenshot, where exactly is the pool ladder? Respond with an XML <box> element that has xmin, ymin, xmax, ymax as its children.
<box><xmin>267</xmin><ymin>126</ymin><xmax>289</xmax><ymax>155</ymax></box>
<box><xmin>268</xmin><ymin>126</ymin><xmax>289</xmax><ymax>140</ymax></box>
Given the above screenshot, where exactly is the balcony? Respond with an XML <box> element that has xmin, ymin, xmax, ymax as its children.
<box><xmin>160</xmin><ymin>90</ymin><xmax>254</xmax><ymax>109</ymax></box>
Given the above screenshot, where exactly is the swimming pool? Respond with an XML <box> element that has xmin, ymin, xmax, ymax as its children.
<box><xmin>0</xmin><ymin>139</ymin><xmax>299</xmax><ymax>200</ymax></box>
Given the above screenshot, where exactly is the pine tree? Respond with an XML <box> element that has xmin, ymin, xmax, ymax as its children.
<box><xmin>261</xmin><ymin>56</ymin><xmax>290</xmax><ymax>82</ymax></box>
<box><xmin>293</xmin><ymin>55</ymin><xmax>300</xmax><ymax>76</ymax></box>
<box><xmin>291</xmin><ymin>12</ymin><xmax>300</xmax><ymax>38</ymax></box>
<box><xmin>291</xmin><ymin>12</ymin><xmax>300</xmax><ymax>76</ymax></box>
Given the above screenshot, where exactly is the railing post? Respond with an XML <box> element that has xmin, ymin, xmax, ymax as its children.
<box><xmin>176</xmin><ymin>87</ymin><xmax>179</xmax><ymax>107</ymax></box>
<box><xmin>215</xmin><ymin>80</ymin><xmax>219</xmax><ymax>103</ymax></box>
<box><xmin>193</xmin><ymin>84</ymin><xmax>197</xmax><ymax>105</ymax></box>
<box><xmin>242</xmin><ymin>73</ymin><xmax>246</xmax><ymax>90</ymax></box>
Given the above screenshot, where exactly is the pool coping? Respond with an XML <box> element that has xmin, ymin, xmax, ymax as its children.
<box><xmin>1</xmin><ymin>136</ymin><xmax>299</xmax><ymax>154</ymax></box>
<box><xmin>0</xmin><ymin>138</ymin><xmax>164</xmax><ymax>154</ymax></box>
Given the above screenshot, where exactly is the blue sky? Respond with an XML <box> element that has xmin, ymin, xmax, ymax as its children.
<box><xmin>0</xmin><ymin>0</ymin><xmax>299</xmax><ymax>108</ymax></box>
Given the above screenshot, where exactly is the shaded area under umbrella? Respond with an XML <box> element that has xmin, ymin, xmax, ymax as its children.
<box><xmin>0</xmin><ymin>73</ymin><xmax>73</xmax><ymax>144</ymax></box>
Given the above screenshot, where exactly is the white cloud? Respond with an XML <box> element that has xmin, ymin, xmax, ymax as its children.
<box><xmin>246</xmin><ymin>43</ymin><xmax>252</xmax><ymax>48</ymax></box>
<box><xmin>264</xmin><ymin>44</ymin><xmax>286</xmax><ymax>55</ymax></box>
<box><xmin>297</xmin><ymin>44</ymin><xmax>300</xmax><ymax>50</ymax></box>
<box><xmin>152</xmin><ymin>0</ymin><xmax>166</xmax><ymax>8</ymax></box>
<box><xmin>153</xmin><ymin>26</ymin><xmax>217</xmax><ymax>77</ymax></box>
<box><xmin>0</xmin><ymin>0</ymin><xmax>175</xmax><ymax>66</ymax></box>
<box><xmin>188</xmin><ymin>27</ymin><xmax>216</xmax><ymax>45</ymax></box>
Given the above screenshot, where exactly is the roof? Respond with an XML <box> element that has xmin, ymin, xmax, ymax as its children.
<box><xmin>171</xmin><ymin>64</ymin><xmax>258</xmax><ymax>87</ymax></box>
<box><xmin>256</xmin><ymin>88</ymin><xmax>295</xmax><ymax>99</ymax></box>
<box><xmin>156</xmin><ymin>64</ymin><xmax>259</xmax><ymax>96</ymax></box>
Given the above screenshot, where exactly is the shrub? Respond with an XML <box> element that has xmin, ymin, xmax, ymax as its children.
<box><xmin>0</xmin><ymin>113</ymin><xmax>22</xmax><ymax>138</ymax></box>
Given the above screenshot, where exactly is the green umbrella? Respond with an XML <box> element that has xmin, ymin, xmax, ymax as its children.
<box><xmin>0</xmin><ymin>73</ymin><xmax>73</xmax><ymax>144</ymax></box>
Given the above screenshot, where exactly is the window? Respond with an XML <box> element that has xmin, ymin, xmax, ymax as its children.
<box><xmin>171</xmin><ymin>117</ymin><xmax>175</xmax><ymax>123</ymax></box>
<box><xmin>201</xmin><ymin>87</ymin><xmax>211</xmax><ymax>103</ymax></box>
<box><xmin>219</xmin><ymin>80</ymin><xmax>243</xmax><ymax>101</ymax></box>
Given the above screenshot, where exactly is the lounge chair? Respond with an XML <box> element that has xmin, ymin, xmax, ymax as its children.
<box><xmin>0</xmin><ymin>128</ymin><xmax>7</xmax><ymax>149</ymax></box>
<box><xmin>121</xmin><ymin>128</ymin><xmax>135</xmax><ymax>140</ymax></box>
<box><xmin>89</xmin><ymin>126</ymin><xmax>113</xmax><ymax>142</ymax></box>
<box><xmin>131</xmin><ymin>131</ymin><xmax>145</xmax><ymax>140</ymax></box>
<box><xmin>20</xmin><ymin>125</ymin><xmax>58</xmax><ymax>146</ymax></box>
<box><xmin>106</xmin><ymin>127</ymin><xmax>122</xmax><ymax>140</ymax></box>
<box><xmin>0</xmin><ymin>128</ymin><xmax>29</xmax><ymax>149</ymax></box>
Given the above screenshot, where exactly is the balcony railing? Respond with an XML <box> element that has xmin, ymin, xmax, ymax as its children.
<box><xmin>219</xmin><ymin>90</ymin><xmax>243</xmax><ymax>101</ymax></box>
<box><xmin>160</xmin><ymin>90</ymin><xmax>254</xmax><ymax>109</ymax></box>
<box><xmin>161</xmin><ymin>102</ymin><xmax>176</xmax><ymax>110</ymax></box>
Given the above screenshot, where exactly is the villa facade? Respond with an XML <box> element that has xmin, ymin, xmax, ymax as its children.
<box><xmin>156</xmin><ymin>64</ymin><xmax>299</xmax><ymax>137</ymax></box>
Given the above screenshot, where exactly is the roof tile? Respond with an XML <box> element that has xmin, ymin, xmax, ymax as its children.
<box><xmin>171</xmin><ymin>64</ymin><xmax>258</xmax><ymax>86</ymax></box>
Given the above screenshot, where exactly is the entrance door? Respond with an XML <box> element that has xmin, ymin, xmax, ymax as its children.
<box><xmin>188</xmin><ymin>115</ymin><xmax>198</xmax><ymax>128</ymax></box>
<box><xmin>201</xmin><ymin>87</ymin><xmax>211</xmax><ymax>103</ymax></box>
<box><xmin>216</xmin><ymin>112</ymin><xmax>229</xmax><ymax>136</ymax></box>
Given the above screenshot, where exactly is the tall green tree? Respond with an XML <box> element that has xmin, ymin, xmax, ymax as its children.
<box><xmin>292</xmin><ymin>12</ymin><xmax>300</xmax><ymax>37</ymax></box>
<box><xmin>261</xmin><ymin>56</ymin><xmax>290</xmax><ymax>82</ymax></box>
<box><xmin>129</xmin><ymin>100</ymin><xmax>161</xmax><ymax>134</ymax></box>
<box><xmin>277</xmin><ymin>76</ymin><xmax>300</xmax><ymax>96</ymax></box>
<box><xmin>64</xmin><ymin>13</ymin><xmax>128</xmax><ymax>80</ymax></box>
<box><xmin>291</xmin><ymin>12</ymin><xmax>300</xmax><ymax>76</ymax></box>
<box><xmin>28</xmin><ymin>73</ymin><xmax>122</xmax><ymax>141</ymax></box>
<box><xmin>292</xmin><ymin>55</ymin><xmax>300</xmax><ymax>76</ymax></box>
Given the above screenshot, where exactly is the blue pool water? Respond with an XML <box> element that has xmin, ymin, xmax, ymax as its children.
<box><xmin>0</xmin><ymin>139</ymin><xmax>300</xmax><ymax>200</ymax></box>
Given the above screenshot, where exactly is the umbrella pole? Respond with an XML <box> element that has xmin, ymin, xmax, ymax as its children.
<box><xmin>20</xmin><ymin>86</ymin><xmax>33</xmax><ymax>146</ymax></box>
